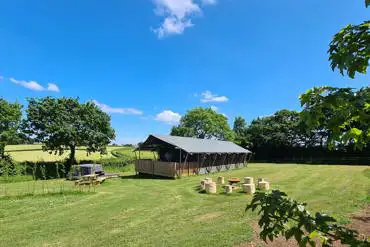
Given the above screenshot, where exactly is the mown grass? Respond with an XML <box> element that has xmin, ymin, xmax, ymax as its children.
<box><xmin>5</xmin><ymin>145</ymin><xmax>122</xmax><ymax>162</ymax></box>
<box><xmin>0</xmin><ymin>164</ymin><xmax>369</xmax><ymax>247</ymax></box>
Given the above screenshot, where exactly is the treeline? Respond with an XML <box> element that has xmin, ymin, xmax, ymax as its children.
<box><xmin>170</xmin><ymin>90</ymin><xmax>369</xmax><ymax>165</ymax></box>
<box><xmin>232</xmin><ymin>110</ymin><xmax>370</xmax><ymax>164</ymax></box>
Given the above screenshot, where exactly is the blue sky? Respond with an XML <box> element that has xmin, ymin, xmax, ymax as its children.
<box><xmin>0</xmin><ymin>0</ymin><xmax>368</xmax><ymax>144</ymax></box>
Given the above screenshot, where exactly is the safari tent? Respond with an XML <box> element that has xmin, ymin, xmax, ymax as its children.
<box><xmin>135</xmin><ymin>135</ymin><xmax>252</xmax><ymax>178</ymax></box>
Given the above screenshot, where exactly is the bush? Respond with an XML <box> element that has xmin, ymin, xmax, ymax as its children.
<box><xmin>0</xmin><ymin>149</ymin><xmax>136</xmax><ymax>180</ymax></box>
<box><xmin>81</xmin><ymin>156</ymin><xmax>134</xmax><ymax>168</ymax></box>
<box><xmin>0</xmin><ymin>154</ymin><xmax>25</xmax><ymax>177</ymax></box>
<box><xmin>16</xmin><ymin>157</ymin><xmax>134</xmax><ymax>179</ymax></box>
<box><xmin>20</xmin><ymin>161</ymin><xmax>66</xmax><ymax>179</ymax></box>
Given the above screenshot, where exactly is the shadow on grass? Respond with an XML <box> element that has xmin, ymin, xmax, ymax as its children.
<box><xmin>0</xmin><ymin>190</ymin><xmax>94</xmax><ymax>200</ymax></box>
<box><xmin>119</xmin><ymin>174</ymin><xmax>175</xmax><ymax>180</ymax></box>
<box><xmin>194</xmin><ymin>183</ymin><xmax>253</xmax><ymax>197</ymax></box>
<box><xmin>194</xmin><ymin>185</ymin><xmax>207</xmax><ymax>194</ymax></box>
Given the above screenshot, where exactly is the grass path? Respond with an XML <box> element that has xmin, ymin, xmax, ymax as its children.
<box><xmin>0</xmin><ymin>164</ymin><xmax>369</xmax><ymax>247</ymax></box>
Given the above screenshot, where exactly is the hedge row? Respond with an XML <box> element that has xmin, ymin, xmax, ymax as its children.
<box><xmin>0</xmin><ymin>156</ymin><xmax>135</xmax><ymax>179</ymax></box>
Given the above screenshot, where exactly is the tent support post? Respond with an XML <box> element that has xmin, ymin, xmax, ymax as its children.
<box><xmin>247</xmin><ymin>153</ymin><xmax>252</xmax><ymax>165</ymax></box>
<box><xmin>185</xmin><ymin>153</ymin><xmax>189</xmax><ymax>176</ymax></box>
<box><xmin>152</xmin><ymin>151</ymin><xmax>157</xmax><ymax>161</ymax></box>
<box><xmin>243</xmin><ymin>154</ymin><xmax>247</xmax><ymax>167</ymax></box>
<box><xmin>179</xmin><ymin>148</ymin><xmax>182</xmax><ymax>177</ymax></box>
<box><xmin>134</xmin><ymin>151</ymin><xmax>138</xmax><ymax>175</ymax></box>
<box><xmin>220</xmin><ymin>154</ymin><xmax>227</xmax><ymax>171</ymax></box>
<box><xmin>231</xmin><ymin>154</ymin><xmax>237</xmax><ymax>167</ymax></box>
<box><xmin>237</xmin><ymin>154</ymin><xmax>242</xmax><ymax>167</ymax></box>
<box><xmin>200</xmin><ymin>154</ymin><xmax>207</xmax><ymax>173</ymax></box>
<box><xmin>211</xmin><ymin>154</ymin><xmax>217</xmax><ymax>171</ymax></box>
<box><xmin>138</xmin><ymin>148</ymin><xmax>142</xmax><ymax>175</ymax></box>
<box><xmin>223</xmin><ymin>154</ymin><xmax>228</xmax><ymax>169</ymax></box>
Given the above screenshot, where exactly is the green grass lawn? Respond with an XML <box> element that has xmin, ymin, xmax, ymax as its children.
<box><xmin>5</xmin><ymin>144</ymin><xmax>123</xmax><ymax>162</ymax></box>
<box><xmin>0</xmin><ymin>164</ymin><xmax>369</xmax><ymax>247</ymax></box>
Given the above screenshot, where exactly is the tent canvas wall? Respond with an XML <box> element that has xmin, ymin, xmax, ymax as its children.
<box><xmin>135</xmin><ymin>135</ymin><xmax>252</xmax><ymax>178</ymax></box>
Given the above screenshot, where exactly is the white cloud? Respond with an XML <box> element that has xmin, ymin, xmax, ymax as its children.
<box><xmin>155</xmin><ymin>110</ymin><xmax>181</xmax><ymax>124</ymax></box>
<box><xmin>200</xmin><ymin>90</ymin><xmax>229</xmax><ymax>103</ymax></box>
<box><xmin>10</xmin><ymin>77</ymin><xmax>45</xmax><ymax>91</ymax></box>
<box><xmin>152</xmin><ymin>0</ymin><xmax>216</xmax><ymax>38</ymax></box>
<box><xmin>47</xmin><ymin>83</ymin><xmax>60</xmax><ymax>92</ymax></box>
<box><xmin>93</xmin><ymin>100</ymin><xmax>143</xmax><ymax>115</ymax></box>
<box><xmin>153</xmin><ymin>17</ymin><xmax>194</xmax><ymax>38</ymax></box>
<box><xmin>210</xmin><ymin>105</ymin><xmax>218</xmax><ymax>111</ymax></box>
<box><xmin>10</xmin><ymin>77</ymin><xmax>60</xmax><ymax>92</ymax></box>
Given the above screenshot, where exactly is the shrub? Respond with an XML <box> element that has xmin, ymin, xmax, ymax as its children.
<box><xmin>0</xmin><ymin>149</ymin><xmax>136</xmax><ymax>179</ymax></box>
<box><xmin>0</xmin><ymin>154</ymin><xmax>24</xmax><ymax>177</ymax></box>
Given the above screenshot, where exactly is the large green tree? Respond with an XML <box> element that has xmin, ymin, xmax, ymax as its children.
<box><xmin>233</xmin><ymin>116</ymin><xmax>249</xmax><ymax>146</ymax></box>
<box><xmin>245</xmin><ymin>110</ymin><xmax>306</xmax><ymax>149</ymax></box>
<box><xmin>0</xmin><ymin>98</ymin><xmax>22</xmax><ymax>158</ymax></box>
<box><xmin>301</xmin><ymin>0</ymin><xmax>370</xmax><ymax>150</ymax></box>
<box><xmin>23</xmin><ymin>97</ymin><xmax>115</xmax><ymax>171</ymax></box>
<box><xmin>171</xmin><ymin>107</ymin><xmax>234</xmax><ymax>141</ymax></box>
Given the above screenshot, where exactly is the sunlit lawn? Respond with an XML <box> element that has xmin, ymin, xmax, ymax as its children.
<box><xmin>0</xmin><ymin>164</ymin><xmax>368</xmax><ymax>247</ymax></box>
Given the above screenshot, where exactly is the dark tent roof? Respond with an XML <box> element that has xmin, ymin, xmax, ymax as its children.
<box><xmin>139</xmin><ymin>135</ymin><xmax>252</xmax><ymax>154</ymax></box>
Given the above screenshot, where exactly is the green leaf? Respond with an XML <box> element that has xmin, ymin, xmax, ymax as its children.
<box><xmin>308</xmin><ymin>230</ymin><xmax>319</xmax><ymax>239</ymax></box>
<box><xmin>350</xmin><ymin>128</ymin><xmax>363</xmax><ymax>137</ymax></box>
<box><xmin>297</xmin><ymin>205</ymin><xmax>305</xmax><ymax>212</ymax></box>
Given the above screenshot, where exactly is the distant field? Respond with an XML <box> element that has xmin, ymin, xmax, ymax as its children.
<box><xmin>0</xmin><ymin>164</ymin><xmax>369</xmax><ymax>246</ymax></box>
<box><xmin>5</xmin><ymin>144</ymin><xmax>124</xmax><ymax>162</ymax></box>
<box><xmin>112</xmin><ymin>147</ymin><xmax>155</xmax><ymax>160</ymax></box>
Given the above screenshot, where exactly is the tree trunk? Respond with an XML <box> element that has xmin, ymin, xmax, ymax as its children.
<box><xmin>66</xmin><ymin>145</ymin><xmax>76</xmax><ymax>175</ymax></box>
<box><xmin>0</xmin><ymin>142</ymin><xmax>5</xmax><ymax>159</ymax></box>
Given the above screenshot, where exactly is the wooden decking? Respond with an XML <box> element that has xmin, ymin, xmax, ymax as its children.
<box><xmin>135</xmin><ymin>159</ymin><xmax>248</xmax><ymax>178</ymax></box>
<box><xmin>135</xmin><ymin>159</ymin><xmax>178</xmax><ymax>178</ymax></box>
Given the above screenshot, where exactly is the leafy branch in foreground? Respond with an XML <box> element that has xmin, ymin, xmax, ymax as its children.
<box><xmin>328</xmin><ymin>1</ymin><xmax>369</xmax><ymax>79</ymax></box>
<box><xmin>329</xmin><ymin>21</ymin><xmax>370</xmax><ymax>79</ymax></box>
<box><xmin>246</xmin><ymin>190</ymin><xmax>369</xmax><ymax>246</ymax></box>
<box><xmin>300</xmin><ymin>86</ymin><xmax>369</xmax><ymax>150</ymax></box>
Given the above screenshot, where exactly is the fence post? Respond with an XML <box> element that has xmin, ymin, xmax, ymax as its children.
<box><xmin>152</xmin><ymin>160</ymin><xmax>154</xmax><ymax>176</ymax></box>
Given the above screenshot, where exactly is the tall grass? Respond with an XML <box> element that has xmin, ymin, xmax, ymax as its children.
<box><xmin>0</xmin><ymin>146</ymin><xmax>141</xmax><ymax>197</ymax></box>
<box><xmin>0</xmin><ymin>159</ymin><xmax>97</xmax><ymax>198</ymax></box>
